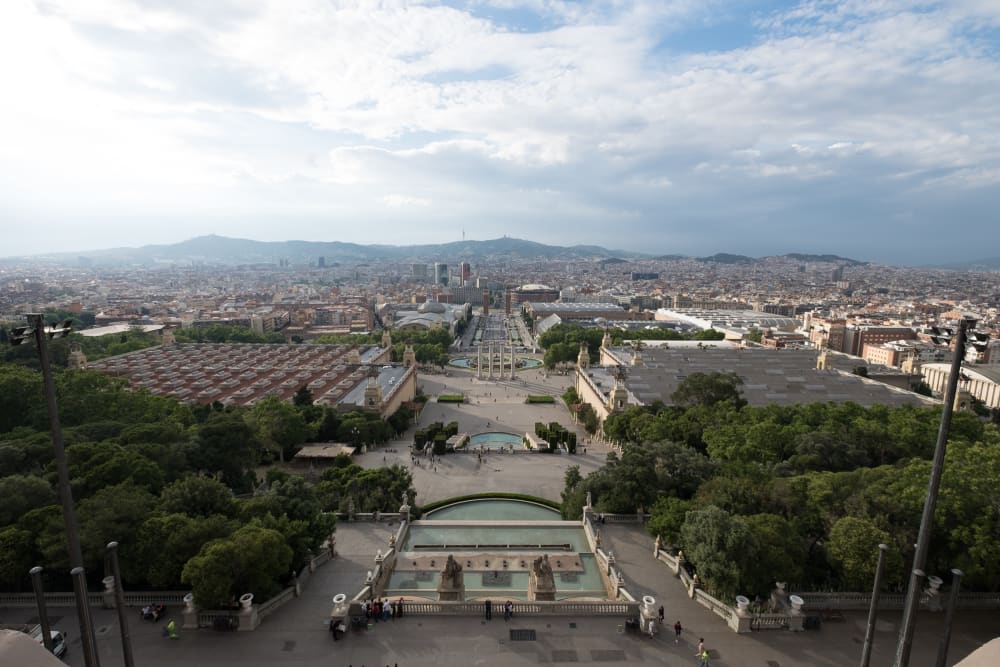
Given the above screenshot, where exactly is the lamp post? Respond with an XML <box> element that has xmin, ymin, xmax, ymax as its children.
<box><xmin>29</xmin><ymin>566</ymin><xmax>53</xmax><ymax>655</ymax></box>
<box><xmin>9</xmin><ymin>315</ymin><xmax>101</xmax><ymax>667</ymax></box>
<box><xmin>107</xmin><ymin>542</ymin><xmax>135</xmax><ymax>667</ymax></box>
<box><xmin>893</xmin><ymin>316</ymin><xmax>974</xmax><ymax>667</ymax></box>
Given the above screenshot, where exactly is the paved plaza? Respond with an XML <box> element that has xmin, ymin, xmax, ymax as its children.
<box><xmin>5</xmin><ymin>522</ymin><xmax>995</xmax><ymax>667</ymax></box>
<box><xmin>3</xmin><ymin>363</ymin><xmax>996</xmax><ymax>666</ymax></box>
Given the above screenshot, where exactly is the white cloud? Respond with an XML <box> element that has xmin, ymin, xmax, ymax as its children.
<box><xmin>0</xmin><ymin>0</ymin><xmax>998</xmax><ymax>262</ymax></box>
<box><xmin>384</xmin><ymin>193</ymin><xmax>432</xmax><ymax>207</ymax></box>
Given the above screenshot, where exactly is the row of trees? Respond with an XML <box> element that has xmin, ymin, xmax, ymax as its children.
<box><xmin>0</xmin><ymin>360</ymin><xmax>416</xmax><ymax>605</ymax></box>
<box><xmin>561</xmin><ymin>372</ymin><xmax>999</xmax><ymax>598</ymax></box>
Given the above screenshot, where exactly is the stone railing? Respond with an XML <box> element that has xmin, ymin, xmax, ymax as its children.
<box><xmin>257</xmin><ymin>587</ymin><xmax>296</xmax><ymax>622</ymax></box>
<box><xmin>796</xmin><ymin>590</ymin><xmax>1000</xmax><ymax>611</ymax></box>
<box><xmin>0</xmin><ymin>586</ymin><xmax>186</xmax><ymax>611</ymax></box>
<box><xmin>196</xmin><ymin>610</ymin><xmax>240</xmax><ymax>630</ymax></box>
<box><xmin>750</xmin><ymin>613</ymin><xmax>789</xmax><ymax>631</ymax></box>
<box><xmin>401</xmin><ymin>600</ymin><xmax>636</xmax><ymax>616</ymax></box>
<box><xmin>338</xmin><ymin>512</ymin><xmax>403</xmax><ymax>523</ymax></box>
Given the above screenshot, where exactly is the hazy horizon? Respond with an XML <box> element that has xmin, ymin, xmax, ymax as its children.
<box><xmin>2</xmin><ymin>1</ymin><xmax>999</xmax><ymax>265</ymax></box>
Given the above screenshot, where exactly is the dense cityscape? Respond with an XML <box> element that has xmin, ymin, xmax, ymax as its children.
<box><xmin>1</xmin><ymin>236</ymin><xmax>999</xmax><ymax>667</ymax></box>
<box><xmin>3</xmin><ymin>0</ymin><xmax>1000</xmax><ymax>665</ymax></box>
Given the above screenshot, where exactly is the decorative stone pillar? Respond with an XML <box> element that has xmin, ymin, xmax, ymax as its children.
<box><xmin>787</xmin><ymin>594</ymin><xmax>805</xmax><ymax>632</ymax></box>
<box><xmin>477</xmin><ymin>344</ymin><xmax>482</xmax><ymax>379</ymax></box>
<box><xmin>653</xmin><ymin>535</ymin><xmax>662</xmax><ymax>558</ymax></box>
<box><xmin>925</xmin><ymin>575</ymin><xmax>944</xmax><ymax>612</ymax></box>
<box><xmin>102</xmin><ymin>576</ymin><xmax>116</xmax><ymax>609</ymax></box>
<box><xmin>238</xmin><ymin>593</ymin><xmax>258</xmax><ymax>632</ymax></box>
<box><xmin>182</xmin><ymin>593</ymin><xmax>198</xmax><ymax>630</ymax></box>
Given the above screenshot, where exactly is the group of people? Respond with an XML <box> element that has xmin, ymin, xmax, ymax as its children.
<box><xmin>140</xmin><ymin>604</ymin><xmax>166</xmax><ymax>622</ymax></box>
<box><xmin>361</xmin><ymin>598</ymin><xmax>404</xmax><ymax>622</ymax></box>
<box><xmin>482</xmin><ymin>599</ymin><xmax>515</xmax><ymax>621</ymax></box>
<box><xmin>646</xmin><ymin>612</ymin><xmax>708</xmax><ymax>665</ymax></box>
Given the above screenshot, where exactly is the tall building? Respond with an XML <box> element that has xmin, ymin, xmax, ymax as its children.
<box><xmin>411</xmin><ymin>263</ymin><xmax>428</xmax><ymax>279</ymax></box>
<box><xmin>434</xmin><ymin>262</ymin><xmax>449</xmax><ymax>286</ymax></box>
<box><xmin>460</xmin><ymin>261</ymin><xmax>472</xmax><ymax>284</ymax></box>
<box><xmin>317</xmin><ymin>256</ymin><xmax>326</xmax><ymax>268</ymax></box>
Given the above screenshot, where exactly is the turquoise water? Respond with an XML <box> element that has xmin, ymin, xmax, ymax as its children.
<box><xmin>385</xmin><ymin>554</ymin><xmax>605</xmax><ymax>600</ymax></box>
<box><xmin>425</xmin><ymin>498</ymin><xmax>559</xmax><ymax>521</ymax></box>
<box><xmin>401</xmin><ymin>524</ymin><xmax>589</xmax><ymax>552</ymax></box>
<box><xmin>384</xmin><ymin>499</ymin><xmax>607</xmax><ymax>600</ymax></box>
<box><xmin>465</xmin><ymin>432</ymin><xmax>524</xmax><ymax>452</ymax></box>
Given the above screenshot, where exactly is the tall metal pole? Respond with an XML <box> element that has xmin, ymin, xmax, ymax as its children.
<box><xmin>29</xmin><ymin>314</ymin><xmax>84</xmax><ymax>568</ymax></box>
<box><xmin>893</xmin><ymin>317</ymin><xmax>972</xmax><ymax>667</ymax></box>
<box><xmin>29</xmin><ymin>566</ymin><xmax>53</xmax><ymax>654</ymax></box>
<box><xmin>71</xmin><ymin>567</ymin><xmax>101</xmax><ymax>667</ymax></box>
<box><xmin>860</xmin><ymin>544</ymin><xmax>889</xmax><ymax>667</ymax></box>
<box><xmin>107</xmin><ymin>542</ymin><xmax>135</xmax><ymax>667</ymax></box>
<box><xmin>934</xmin><ymin>569</ymin><xmax>964</xmax><ymax>667</ymax></box>
<box><xmin>27</xmin><ymin>314</ymin><xmax>101</xmax><ymax>667</ymax></box>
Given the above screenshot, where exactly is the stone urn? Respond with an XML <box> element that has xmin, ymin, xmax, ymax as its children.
<box><xmin>183</xmin><ymin>593</ymin><xmax>195</xmax><ymax>611</ymax></box>
<box><xmin>642</xmin><ymin>595</ymin><xmax>656</xmax><ymax>619</ymax></box>
<box><xmin>789</xmin><ymin>594</ymin><xmax>804</xmax><ymax>612</ymax></box>
<box><xmin>239</xmin><ymin>593</ymin><xmax>254</xmax><ymax>610</ymax></box>
<box><xmin>927</xmin><ymin>575</ymin><xmax>943</xmax><ymax>593</ymax></box>
<box><xmin>102</xmin><ymin>576</ymin><xmax>116</xmax><ymax>593</ymax></box>
<box><xmin>736</xmin><ymin>595</ymin><xmax>751</xmax><ymax>616</ymax></box>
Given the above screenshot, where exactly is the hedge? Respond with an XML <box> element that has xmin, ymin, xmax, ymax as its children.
<box><xmin>437</xmin><ymin>394</ymin><xmax>466</xmax><ymax>403</ymax></box>
<box><xmin>525</xmin><ymin>395</ymin><xmax>555</xmax><ymax>403</ymax></box>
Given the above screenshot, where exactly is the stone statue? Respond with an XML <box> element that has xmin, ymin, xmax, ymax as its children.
<box><xmin>586</xmin><ymin>491</ymin><xmax>593</xmax><ymax>508</ymax></box>
<box><xmin>529</xmin><ymin>554</ymin><xmax>556</xmax><ymax>601</ymax></box>
<box><xmin>442</xmin><ymin>555</ymin><xmax>464</xmax><ymax>588</ymax></box>
<box><xmin>438</xmin><ymin>555</ymin><xmax>465</xmax><ymax>601</ymax></box>
<box><xmin>533</xmin><ymin>555</ymin><xmax>554</xmax><ymax>585</ymax></box>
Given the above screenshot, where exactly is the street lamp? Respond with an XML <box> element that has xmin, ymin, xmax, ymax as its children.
<box><xmin>8</xmin><ymin>314</ymin><xmax>101</xmax><ymax>667</ymax></box>
<box><xmin>893</xmin><ymin>316</ymin><xmax>975</xmax><ymax>667</ymax></box>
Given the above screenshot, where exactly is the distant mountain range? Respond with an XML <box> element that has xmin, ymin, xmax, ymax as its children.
<box><xmin>5</xmin><ymin>234</ymin><xmax>972</xmax><ymax>269</ymax></box>
<box><xmin>10</xmin><ymin>235</ymin><xmax>641</xmax><ymax>267</ymax></box>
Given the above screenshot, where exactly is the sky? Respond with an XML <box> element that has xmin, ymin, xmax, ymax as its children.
<box><xmin>1</xmin><ymin>0</ymin><xmax>999</xmax><ymax>265</ymax></box>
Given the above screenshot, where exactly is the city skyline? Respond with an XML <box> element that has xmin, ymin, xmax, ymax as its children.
<box><xmin>2</xmin><ymin>1</ymin><xmax>999</xmax><ymax>264</ymax></box>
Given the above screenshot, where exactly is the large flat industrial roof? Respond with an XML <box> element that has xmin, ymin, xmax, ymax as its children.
<box><xmin>588</xmin><ymin>346</ymin><xmax>937</xmax><ymax>409</ymax></box>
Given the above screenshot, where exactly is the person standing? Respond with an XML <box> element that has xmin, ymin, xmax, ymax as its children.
<box><xmin>166</xmin><ymin>619</ymin><xmax>178</xmax><ymax>640</ymax></box>
<box><xmin>485</xmin><ymin>599</ymin><xmax>492</xmax><ymax>620</ymax></box>
<box><xmin>674</xmin><ymin>620</ymin><xmax>682</xmax><ymax>643</ymax></box>
<box><xmin>658</xmin><ymin>605</ymin><xmax>664</xmax><ymax>623</ymax></box>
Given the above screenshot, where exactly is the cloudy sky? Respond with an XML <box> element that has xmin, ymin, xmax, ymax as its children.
<box><xmin>1</xmin><ymin>0</ymin><xmax>998</xmax><ymax>265</ymax></box>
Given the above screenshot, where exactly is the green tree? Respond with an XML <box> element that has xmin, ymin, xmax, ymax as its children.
<box><xmin>160</xmin><ymin>476</ymin><xmax>237</xmax><ymax>518</ymax></box>
<box><xmin>647</xmin><ymin>497</ymin><xmax>691</xmax><ymax>545</ymax></box>
<box><xmin>671</xmin><ymin>372</ymin><xmax>745</xmax><ymax>408</ymax></box>
<box><xmin>0</xmin><ymin>475</ymin><xmax>55</xmax><ymax>527</ymax></box>
<box><xmin>742</xmin><ymin>513</ymin><xmax>805</xmax><ymax>595</ymax></box>
<box><xmin>250</xmin><ymin>396</ymin><xmax>309</xmax><ymax>463</ymax></box>
<box><xmin>182</xmin><ymin>524</ymin><xmax>293</xmax><ymax>608</ymax></box>
<box><xmin>0</xmin><ymin>526</ymin><xmax>35</xmax><ymax>590</ymax></box>
<box><xmin>680</xmin><ymin>505</ymin><xmax>756</xmax><ymax>598</ymax></box>
<box><xmin>78</xmin><ymin>482</ymin><xmax>157</xmax><ymax>580</ymax></box>
<box><xmin>191</xmin><ymin>411</ymin><xmax>259</xmax><ymax>491</ymax></box>
<box><xmin>827</xmin><ymin>516</ymin><xmax>901</xmax><ymax>590</ymax></box>
<box><xmin>137</xmin><ymin>513</ymin><xmax>234</xmax><ymax>589</ymax></box>
<box><xmin>292</xmin><ymin>385</ymin><xmax>314</xmax><ymax>407</ymax></box>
